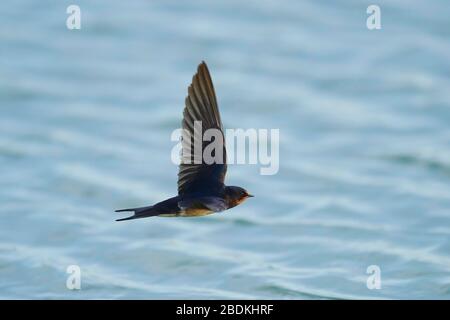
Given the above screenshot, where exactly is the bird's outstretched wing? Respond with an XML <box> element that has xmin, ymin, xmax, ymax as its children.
<box><xmin>177</xmin><ymin>61</ymin><xmax>227</xmax><ymax>195</ymax></box>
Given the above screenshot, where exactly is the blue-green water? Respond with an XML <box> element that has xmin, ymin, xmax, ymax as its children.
<box><xmin>1</xmin><ymin>0</ymin><xmax>450</xmax><ymax>299</ymax></box>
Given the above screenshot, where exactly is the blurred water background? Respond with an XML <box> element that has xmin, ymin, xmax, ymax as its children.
<box><xmin>1</xmin><ymin>0</ymin><xmax>450</xmax><ymax>299</ymax></box>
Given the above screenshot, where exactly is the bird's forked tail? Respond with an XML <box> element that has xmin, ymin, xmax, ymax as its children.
<box><xmin>115</xmin><ymin>205</ymin><xmax>156</xmax><ymax>221</ymax></box>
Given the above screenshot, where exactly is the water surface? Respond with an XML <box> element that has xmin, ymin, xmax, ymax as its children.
<box><xmin>1</xmin><ymin>0</ymin><xmax>450</xmax><ymax>299</ymax></box>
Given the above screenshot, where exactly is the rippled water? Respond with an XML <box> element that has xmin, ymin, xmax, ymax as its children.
<box><xmin>1</xmin><ymin>0</ymin><xmax>450</xmax><ymax>299</ymax></box>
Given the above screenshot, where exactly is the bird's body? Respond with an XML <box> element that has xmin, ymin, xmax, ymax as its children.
<box><xmin>116</xmin><ymin>62</ymin><xmax>253</xmax><ymax>221</ymax></box>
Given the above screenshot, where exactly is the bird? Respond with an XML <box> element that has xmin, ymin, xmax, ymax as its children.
<box><xmin>115</xmin><ymin>61</ymin><xmax>253</xmax><ymax>221</ymax></box>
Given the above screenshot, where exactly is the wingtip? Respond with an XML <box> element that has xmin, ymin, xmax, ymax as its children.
<box><xmin>199</xmin><ymin>60</ymin><xmax>208</xmax><ymax>70</ymax></box>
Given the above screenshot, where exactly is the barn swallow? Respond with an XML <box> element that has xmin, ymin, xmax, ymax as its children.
<box><xmin>115</xmin><ymin>61</ymin><xmax>253</xmax><ymax>221</ymax></box>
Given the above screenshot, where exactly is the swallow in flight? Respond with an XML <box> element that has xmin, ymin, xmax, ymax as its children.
<box><xmin>116</xmin><ymin>61</ymin><xmax>253</xmax><ymax>221</ymax></box>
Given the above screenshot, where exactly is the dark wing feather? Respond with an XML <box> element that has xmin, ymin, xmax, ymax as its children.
<box><xmin>178</xmin><ymin>61</ymin><xmax>227</xmax><ymax>195</ymax></box>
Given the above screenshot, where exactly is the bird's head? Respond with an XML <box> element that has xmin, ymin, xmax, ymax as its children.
<box><xmin>224</xmin><ymin>186</ymin><xmax>254</xmax><ymax>208</ymax></box>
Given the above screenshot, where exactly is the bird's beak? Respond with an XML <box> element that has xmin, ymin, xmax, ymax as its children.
<box><xmin>247</xmin><ymin>194</ymin><xmax>254</xmax><ymax>198</ymax></box>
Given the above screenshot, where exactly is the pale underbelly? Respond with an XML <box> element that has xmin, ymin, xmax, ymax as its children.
<box><xmin>158</xmin><ymin>207</ymin><xmax>214</xmax><ymax>217</ymax></box>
